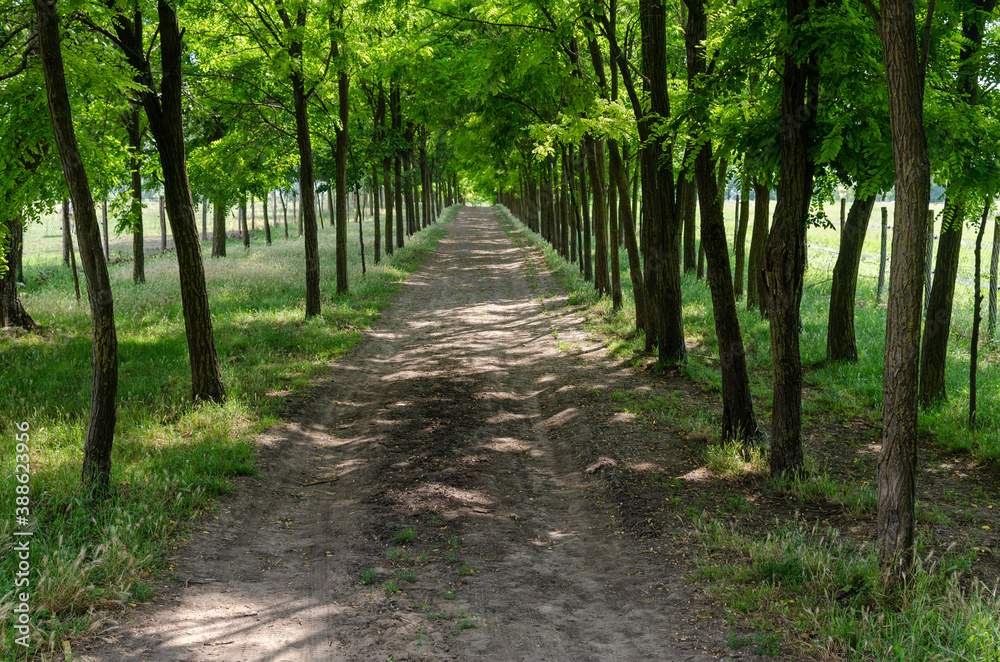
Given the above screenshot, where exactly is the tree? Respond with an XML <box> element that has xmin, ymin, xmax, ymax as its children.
<box><xmin>871</xmin><ymin>0</ymin><xmax>932</xmax><ymax>589</ymax></box>
<box><xmin>918</xmin><ymin>0</ymin><xmax>997</xmax><ymax>405</ymax></box>
<box><xmin>765</xmin><ymin>0</ymin><xmax>819</xmax><ymax>477</ymax></box>
<box><xmin>685</xmin><ymin>0</ymin><xmax>760</xmax><ymax>441</ymax></box>
<box><xmin>35</xmin><ymin>0</ymin><xmax>118</xmax><ymax>494</ymax></box>
<box><xmin>106</xmin><ymin>0</ymin><xmax>226</xmax><ymax>403</ymax></box>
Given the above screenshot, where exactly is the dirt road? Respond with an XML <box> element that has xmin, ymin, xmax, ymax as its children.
<box><xmin>80</xmin><ymin>207</ymin><xmax>747</xmax><ymax>661</ymax></box>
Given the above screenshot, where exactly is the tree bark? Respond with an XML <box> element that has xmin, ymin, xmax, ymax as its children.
<box><xmin>918</xmin><ymin>197</ymin><xmax>963</xmax><ymax>404</ymax></box>
<box><xmin>746</xmin><ymin>179</ymin><xmax>770</xmax><ymax>312</ymax></box>
<box><xmin>335</xmin><ymin>66</ymin><xmax>349</xmax><ymax>294</ymax></box>
<box><xmin>159</xmin><ymin>195</ymin><xmax>166</xmax><ymax>250</ymax></box>
<box><xmin>639</xmin><ymin>0</ymin><xmax>684</xmax><ymax>363</ymax></box>
<box><xmin>263</xmin><ymin>195</ymin><xmax>271</xmax><ymax>246</ymax></box>
<box><xmin>876</xmin><ymin>0</ymin><xmax>931</xmax><ymax>590</ymax></box>
<box><xmin>733</xmin><ymin>178</ymin><xmax>751</xmax><ymax>298</ymax></box>
<box><xmin>237</xmin><ymin>197</ymin><xmax>250</xmax><ymax>251</ymax></box>
<box><xmin>969</xmin><ymin>201</ymin><xmax>988</xmax><ymax>428</ymax></box>
<box><xmin>211</xmin><ymin>197</ymin><xmax>226</xmax><ymax>257</ymax></box>
<box><xmin>111</xmin><ymin>0</ymin><xmax>225</xmax><ymax>402</ymax></box>
<box><xmin>1</xmin><ymin>212</ymin><xmax>36</xmax><ymax>330</ymax></box>
<box><xmin>64</xmin><ymin>199</ymin><xmax>81</xmax><ymax>301</ymax></box>
<box><xmin>609</xmin><ymin>139</ymin><xmax>645</xmax><ymax>329</ymax></box>
<box><xmin>765</xmin><ymin>0</ymin><xmax>818</xmax><ymax>477</ymax></box>
<box><xmin>989</xmin><ymin>216</ymin><xmax>999</xmax><ymax>341</ymax></box>
<box><xmin>37</xmin><ymin>0</ymin><xmax>119</xmax><ymax>495</ymax></box>
<box><xmin>826</xmin><ymin>195</ymin><xmax>877</xmax><ymax>361</ymax></box>
<box><xmin>686</xmin><ymin>0</ymin><xmax>759</xmax><ymax>440</ymax></box>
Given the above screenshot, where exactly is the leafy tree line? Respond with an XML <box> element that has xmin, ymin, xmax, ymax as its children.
<box><xmin>1</xmin><ymin>0</ymin><xmax>462</xmax><ymax>496</ymax></box>
<box><xmin>436</xmin><ymin>0</ymin><xmax>998</xmax><ymax>589</ymax></box>
<box><xmin>3</xmin><ymin>0</ymin><xmax>1000</xmax><ymax>594</ymax></box>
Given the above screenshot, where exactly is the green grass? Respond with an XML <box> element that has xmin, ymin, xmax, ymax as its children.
<box><xmin>392</xmin><ymin>526</ymin><xmax>417</xmax><ymax>544</ymax></box>
<box><xmin>693</xmin><ymin>516</ymin><xmax>1000</xmax><ymax>660</ymax></box>
<box><xmin>1</xmin><ymin>204</ymin><xmax>457</xmax><ymax>657</ymax></box>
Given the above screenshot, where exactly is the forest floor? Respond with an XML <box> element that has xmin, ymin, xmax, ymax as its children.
<box><xmin>75</xmin><ymin>206</ymin><xmax>760</xmax><ymax>661</ymax></box>
<box><xmin>71</xmin><ymin>205</ymin><xmax>1000</xmax><ymax>662</ymax></box>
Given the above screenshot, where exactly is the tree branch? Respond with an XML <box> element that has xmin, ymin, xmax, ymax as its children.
<box><xmin>422</xmin><ymin>6</ymin><xmax>552</xmax><ymax>33</ymax></box>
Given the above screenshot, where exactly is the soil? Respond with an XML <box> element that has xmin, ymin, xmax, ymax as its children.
<box><xmin>77</xmin><ymin>207</ymin><xmax>759</xmax><ymax>662</ymax></box>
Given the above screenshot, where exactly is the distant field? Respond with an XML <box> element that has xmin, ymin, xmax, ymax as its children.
<box><xmin>23</xmin><ymin>195</ymin><xmax>326</xmax><ymax>268</ymax></box>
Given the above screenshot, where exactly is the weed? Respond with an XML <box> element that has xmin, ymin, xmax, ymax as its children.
<box><xmin>381</xmin><ymin>579</ymin><xmax>400</xmax><ymax>593</ymax></box>
<box><xmin>359</xmin><ymin>568</ymin><xmax>376</xmax><ymax>585</ymax></box>
<box><xmin>385</xmin><ymin>546</ymin><xmax>411</xmax><ymax>563</ymax></box>
<box><xmin>442</xmin><ymin>588</ymin><xmax>458</xmax><ymax>600</ymax></box>
<box><xmin>444</xmin><ymin>551</ymin><xmax>459</xmax><ymax>564</ymax></box>
<box><xmin>448</xmin><ymin>534</ymin><xmax>459</xmax><ymax>549</ymax></box>
<box><xmin>416</xmin><ymin>550</ymin><xmax>430</xmax><ymax>564</ymax></box>
<box><xmin>393</xmin><ymin>526</ymin><xmax>417</xmax><ymax>544</ymax></box>
<box><xmin>457</xmin><ymin>562</ymin><xmax>475</xmax><ymax>576</ymax></box>
<box><xmin>411</xmin><ymin>602</ymin><xmax>428</xmax><ymax>611</ymax></box>
<box><xmin>704</xmin><ymin>442</ymin><xmax>767</xmax><ymax>477</ymax></box>
<box><xmin>454</xmin><ymin>617</ymin><xmax>478</xmax><ymax>634</ymax></box>
<box><xmin>396</xmin><ymin>569</ymin><xmax>416</xmax><ymax>583</ymax></box>
<box><xmin>428</xmin><ymin>610</ymin><xmax>448</xmax><ymax>620</ymax></box>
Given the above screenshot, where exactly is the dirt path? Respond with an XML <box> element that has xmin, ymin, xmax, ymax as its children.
<box><xmin>79</xmin><ymin>207</ymin><xmax>749</xmax><ymax>662</ymax></box>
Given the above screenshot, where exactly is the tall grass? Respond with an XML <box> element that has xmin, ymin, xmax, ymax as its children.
<box><xmin>693</xmin><ymin>516</ymin><xmax>1000</xmax><ymax>660</ymax></box>
<box><xmin>1</xmin><ymin>206</ymin><xmax>456</xmax><ymax>657</ymax></box>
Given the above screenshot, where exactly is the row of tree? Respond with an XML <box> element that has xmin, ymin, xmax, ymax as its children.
<box><xmin>4</xmin><ymin>0</ymin><xmax>999</xmax><ymax>591</ymax></box>
<box><xmin>1</xmin><ymin>0</ymin><xmax>464</xmax><ymax>501</ymax></box>
<box><xmin>436</xmin><ymin>0</ymin><xmax>997</xmax><ymax>590</ymax></box>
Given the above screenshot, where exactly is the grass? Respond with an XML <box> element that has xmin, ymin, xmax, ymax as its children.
<box><xmin>392</xmin><ymin>526</ymin><xmax>417</xmax><ymax>544</ymax></box>
<box><xmin>692</xmin><ymin>516</ymin><xmax>1000</xmax><ymax>660</ymax></box>
<box><xmin>1</xmin><ymin>204</ymin><xmax>457</xmax><ymax>657</ymax></box>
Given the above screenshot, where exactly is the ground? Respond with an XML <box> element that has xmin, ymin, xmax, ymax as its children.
<box><xmin>72</xmin><ymin>205</ymin><xmax>1000</xmax><ymax>662</ymax></box>
<box><xmin>76</xmin><ymin>207</ymin><xmax>760</xmax><ymax>662</ymax></box>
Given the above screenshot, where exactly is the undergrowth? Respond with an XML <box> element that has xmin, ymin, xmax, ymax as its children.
<box><xmin>692</xmin><ymin>516</ymin><xmax>1000</xmax><ymax>660</ymax></box>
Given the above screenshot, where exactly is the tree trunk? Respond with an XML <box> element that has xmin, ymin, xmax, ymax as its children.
<box><xmin>125</xmin><ymin>107</ymin><xmax>145</xmax><ymax>283</ymax></box>
<box><xmin>64</xmin><ymin>199</ymin><xmax>80</xmax><ymax>301</ymax></box>
<box><xmin>610</xmin><ymin>139</ymin><xmax>644</xmax><ymax>329</ymax></box>
<box><xmin>765</xmin><ymin>0</ymin><xmax>817</xmax><ymax>477</ymax></box>
<box><xmin>239</xmin><ymin>198</ymin><xmax>249</xmax><ymax>249</ymax></box>
<box><xmin>988</xmin><ymin>216</ymin><xmax>999</xmax><ymax>342</ymax></box>
<box><xmin>373</xmin><ymin>167</ymin><xmax>381</xmax><ymax>264</ymax></box>
<box><xmin>746</xmin><ymin>179</ymin><xmax>770</xmax><ymax>311</ymax></box>
<box><xmin>356</xmin><ymin>189</ymin><xmax>366</xmax><ymax>275</ymax></box>
<box><xmin>111</xmin><ymin>0</ymin><xmax>226</xmax><ymax>402</ymax></box>
<box><xmin>1</xmin><ymin>212</ymin><xmax>36</xmax><ymax>330</ymax></box>
<box><xmin>263</xmin><ymin>195</ymin><xmax>271</xmax><ymax>246</ymax></box>
<box><xmin>733</xmin><ymin>178</ymin><xmax>751</xmax><ymax>298</ymax></box>
<box><xmin>159</xmin><ymin>195</ymin><xmax>166</xmax><ymax>250</ymax></box>
<box><xmin>826</xmin><ymin>195</ymin><xmax>877</xmax><ymax>362</ymax></box>
<box><xmin>639</xmin><ymin>0</ymin><xmax>684</xmax><ymax>363</ymax></box>
<box><xmin>919</xmin><ymin>196</ymin><xmax>964</xmax><ymax>404</ymax></box>
<box><xmin>211</xmin><ymin>198</ymin><xmax>226</xmax><ymax>257</ymax></box>
<box><xmin>586</xmin><ymin>135</ymin><xmax>611</xmax><ymax>297</ymax></box>
<box><xmin>682</xmin><ymin>164</ymin><xmax>697</xmax><ymax>273</ymax></box>
<box><xmin>686</xmin><ymin>0</ymin><xmax>759</xmax><ymax>440</ymax></box>
<box><xmin>876</xmin><ymin>0</ymin><xmax>931</xmax><ymax>590</ymax></box>
<box><xmin>37</xmin><ymin>0</ymin><xmax>119</xmax><ymax>495</ymax></box>
<box><xmin>969</xmin><ymin>201</ymin><xmax>988</xmax><ymax>428</ymax></box>
<box><xmin>201</xmin><ymin>199</ymin><xmax>208</xmax><ymax>240</ymax></box>
<box><xmin>335</xmin><ymin>67</ymin><xmax>349</xmax><ymax>295</ymax></box>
